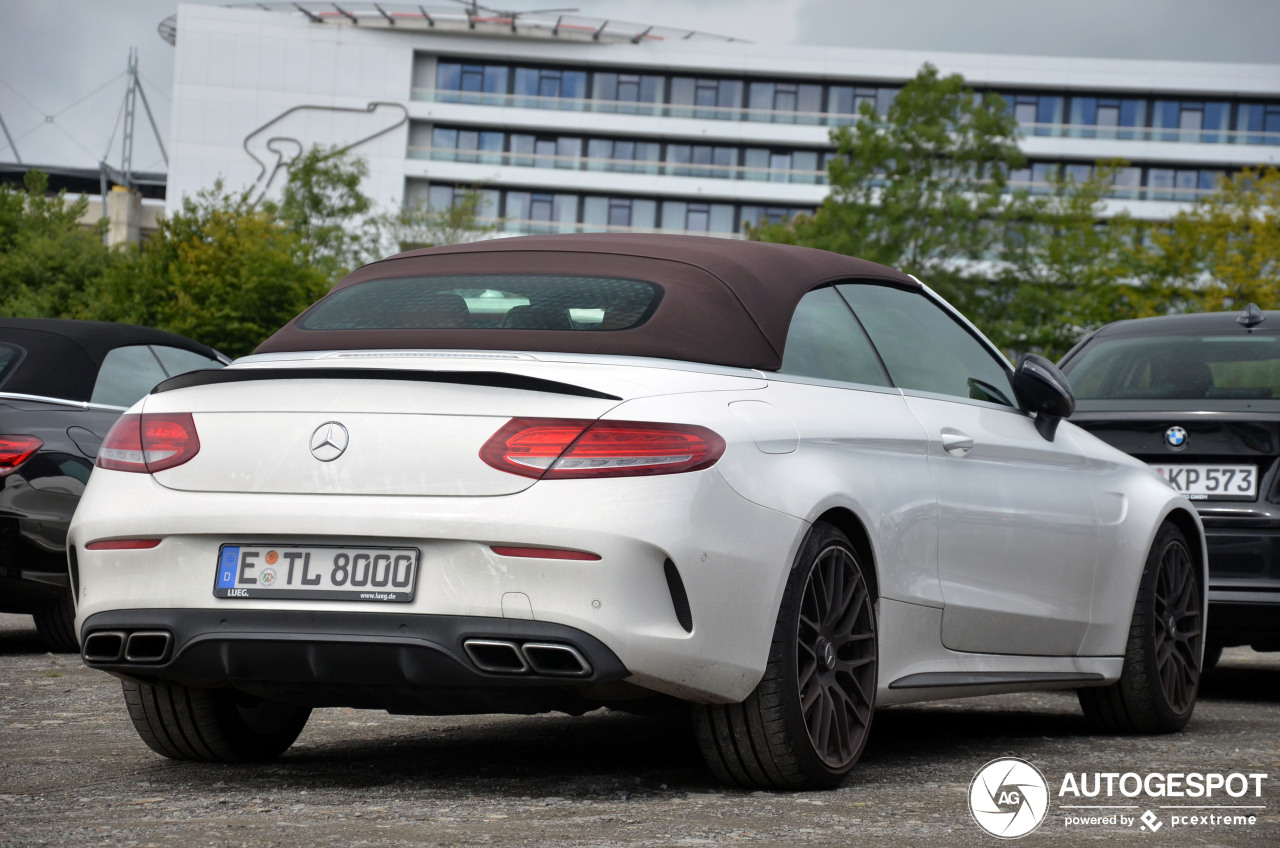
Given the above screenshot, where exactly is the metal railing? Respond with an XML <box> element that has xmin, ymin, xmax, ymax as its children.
<box><xmin>407</xmin><ymin>145</ymin><xmax>829</xmax><ymax>184</ymax></box>
<box><xmin>471</xmin><ymin>217</ymin><xmax>748</xmax><ymax>239</ymax></box>
<box><xmin>411</xmin><ymin>88</ymin><xmax>1280</xmax><ymax>145</ymax></box>
<box><xmin>412</xmin><ymin>145</ymin><xmax>1231</xmax><ymax>202</ymax></box>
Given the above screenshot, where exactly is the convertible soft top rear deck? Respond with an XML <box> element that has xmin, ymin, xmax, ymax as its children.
<box><xmin>255</xmin><ymin>234</ymin><xmax>917</xmax><ymax>370</ymax></box>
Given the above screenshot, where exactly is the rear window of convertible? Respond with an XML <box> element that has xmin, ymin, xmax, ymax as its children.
<box><xmin>298</xmin><ymin>275</ymin><xmax>663</xmax><ymax>332</ymax></box>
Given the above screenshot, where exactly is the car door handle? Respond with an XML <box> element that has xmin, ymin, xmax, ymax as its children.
<box><xmin>941</xmin><ymin>429</ymin><xmax>974</xmax><ymax>457</ymax></box>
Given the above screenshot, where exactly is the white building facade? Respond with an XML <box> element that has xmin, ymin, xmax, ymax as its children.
<box><xmin>167</xmin><ymin>3</ymin><xmax>1280</xmax><ymax>238</ymax></box>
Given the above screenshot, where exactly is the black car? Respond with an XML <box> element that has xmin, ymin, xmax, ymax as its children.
<box><xmin>1059</xmin><ymin>305</ymin><xmax>1280</xmax><ymax>664</ymax></box>
<box><xmin>0</xmin><ymin>319</ymin><xmax>226</xmax><ymax>651</ymax></box>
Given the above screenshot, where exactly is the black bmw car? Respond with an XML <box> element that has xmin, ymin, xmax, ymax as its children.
<box><xmin>0</xmin><ymin>319</ymin><xmax>226</xmax><ymax>651</ymax></box>
<box><xmin>1059</xmin><ymin>305</ymin><xmax>1280</xmax><ymax>664</ymax></box>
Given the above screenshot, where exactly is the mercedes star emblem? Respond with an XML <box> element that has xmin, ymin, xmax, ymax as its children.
<box><xmin>1165</xmin><ymin>426</ymin><xmax>1188</xmax><ymax>450</ymax></box>
<box><xmin>309</xmin><ymin>422</ymin><xmax>349</xmax><ymax>462</ymax></box>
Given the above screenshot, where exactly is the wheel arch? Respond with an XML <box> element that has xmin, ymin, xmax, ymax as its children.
<box><xmin>1160</xmin><ymin>505</ymin><xmax>1209</xmax><ymax>634</ymax></box>
<box><xmin>813</xmin><ymin>506</ymin><xmax>880</xmax><ymax>603</ymax></box>
<box><xmin>1162</xmin><ymin>506</ymin><xmax>1205</xmax><ymax>589</ymax></box>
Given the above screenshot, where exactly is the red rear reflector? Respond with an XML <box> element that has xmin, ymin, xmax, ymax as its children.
<box><xmin>85</xmin><ymin>539</ymin><xmax>162</xmax><ymax>551</ymax></box>
<box><xmin>98</xmin><ymin>413</ymin><xmax>201</xmax><ymax>473</ymax></box>
<box><xmin>490</xmin><ymin>546</ymin><xmax>601</xmax><ymax>561</ymax></box>
<box><xmin>0</xmin><ymin>435</ymin><xmax>43</xmax><ymax>476</ymax></box>
<box><xmin>480</xmin><ymin>417</ymin><xmax>725</xmax><ymax>479</ymax></box>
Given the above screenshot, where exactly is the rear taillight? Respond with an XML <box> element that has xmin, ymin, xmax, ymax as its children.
<box><xmin>480</xmin><ymin>417</ymin><xmax>725</xmax><ymax>479</ymax></box>
<box><xmin>97</xmin><ymin>413</ymin><xmax>201</xmax><ymax>473</ymax></box>
<box><xmin>0</xmin><ymin>435</ymin><xmax>43</xmax><ymax>477</ymax></box>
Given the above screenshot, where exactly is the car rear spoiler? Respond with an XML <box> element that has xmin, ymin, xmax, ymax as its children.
<box><xmin>151</xmin><ymin>367</ymin><xmax>622</xmax><ymax>400</ymax></box>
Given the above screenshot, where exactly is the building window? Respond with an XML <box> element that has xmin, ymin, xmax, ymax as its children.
<box><xmin>1067</xmin><ymin>97</ymin><xmax>1147</xmax><ymax>140</ymax></box>
<box><xmin>583</xmin><ymin>197</ymin><xmax>657</xmax><ymax>231</ymax></box>
<box><xmin>1235</xmin><ymin>103</ymin><xmax>1280</xmax><ymax>144</ymax></box>
<box><xmin>414</xmin><ymin>182</ymin><xmax>813</xmax><ymax>237</ymax></box>
<box><xmin>505</xmin><ymin>191</ymin><xmax>578</xmax><ymax>233</ymax></box>
<box><xmin>1153</xmin><ymin>100</ymin><xmax>1230</xmax><ymax>143</ymax></box>
<box><xmin>592</xmin><ymin>72</ymin><xmax>662</xmax><ymax>114</ymax></box>
<box><xmin>429</xmin><ymin>127</ymin><xmax>503</xmax><ymax>164</ymax></box>
<box><xmin>513</xmin><ymin>66</ymin><xmax>588</xmax><ymax>108</ymax></box>
<box><xmin>585</xmin><ymin>138</ymin><xmax>660</xmax><ymax>173</ymax></box>
<box><xmin>827</xmin><ymin>85</ymin><xmax>896</xmax><ymax>119</ymax></box>
<box><xmin>408</xmin><ymin>182</ymin><xmax>500</xmax><ymax>221</ymax></box>
<box><xmin>747</xmin><ymin>81</ymin><xmax>823</xmax><ymax>124</ymax></box>
<box><xmin>739</xmin><ymin>205</ymin><xmax>801</xmax><ymax>231</ymax></box>
<box><xmin>665</xmin><ymin>143</ymin><xmax>738</xmax><ymax>178</ymax></box>
<box><xmin>437</xmin><ymin>62</ymin><xmax>509</xmax><ymax>105</ymax></box>
<box><xmin>669</xmin><ymin>76</ymin><xmax>744</xmax><ymax>120</ymax></box>
<box><xmin>661</xmin><ymin>201</ymin><xmax>736</xmax><ymax>233</ymax></box>
<box><xmin>510</xmin><ymin>134</ymin><xmax>582</xmax><ymax>169</ymax></box>
<box><xmin>1147</xmin><ymin>168</ymin><xmax>1223</xmax><ymax>201</ymax></box>
<box><xmin>1112</xmin><ymin>166</ymin><xmax>1143</xmax><ymax>200</ymax></box>
<box><xmin>1005</xmin><ymin>93</ymin><xmax>1064</xmax><ymax>136</ymax></box>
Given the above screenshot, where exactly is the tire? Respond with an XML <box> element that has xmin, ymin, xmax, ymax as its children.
<box><xmin>32</xmin><ymin>590</ymin><xmax>79</xmax><ymax>653</ymax></box>
<box><xmin>1078</xmin><ymin>522</ymin><xmax>1202</xmax><ymax>734</ymax></box>
<box><xmin>121</xmin><ymin>680</ymin><xmax>311</xmax><ymax>762</ymax></box>
<box><xmin>694</xmin><ymin>522</ymin><xmax>877</xmax><ymax>789</ymax></box>
<box><xmin>1202</xmin><ymin>642</ymin><xmax>1223</xmax><ymax>672</ymax></box>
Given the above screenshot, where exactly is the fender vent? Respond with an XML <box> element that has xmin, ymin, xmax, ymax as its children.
<box><xmin>663</xmin><ymin>559</ymin><xmax>693</xmax><ymax>633</ymax></box>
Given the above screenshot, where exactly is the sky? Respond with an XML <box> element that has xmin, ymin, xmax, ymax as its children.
<box><xmin>1</xmin><ymin>0</ymin><xmax>1278</xmax><ymax>173</ymax></box>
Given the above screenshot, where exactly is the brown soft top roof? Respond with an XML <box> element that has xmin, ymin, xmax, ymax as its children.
<box><xmin>255</xmin><ymin>234</ymin><xmax>918</xmax><ymax>370</ymax></box>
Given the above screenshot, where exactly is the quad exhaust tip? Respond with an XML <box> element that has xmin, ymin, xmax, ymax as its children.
<box><xmin>462</xmin><ymin>639</ymin><xmax>592</xmax><ymax>677</ymax></box>
<box><xmin>521</xmin><ymin>642</ymin><xmax>591</xmax><ymax>677</ymax></box>
<box><xmin>463</xmin><ymin>639</ymin><xmax>529</xmax><ymax>674</ymax></box>
<box><xmin>82</xmin><ymin>631</ymin><xmax>126</xmax><ymax>663</ymax></box>
<box><xmin>124</xmin><ymin>631</ymin><xmax>172</xmax><ymax>663</ymax></box>
<box><xmin>83</xmin><ymin>630</ymin><xmax>172</xmax><ymax>663</ymax></box>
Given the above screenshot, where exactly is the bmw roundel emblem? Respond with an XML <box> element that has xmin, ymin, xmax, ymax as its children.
<box><xmin>1165</xmin><ymin>426</ymin><xmax>1188</xmax><ymax>449</ymax></box>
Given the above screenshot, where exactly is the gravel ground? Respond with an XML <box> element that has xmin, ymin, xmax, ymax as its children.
<box><xmin>1</xmin><ymin>612</ymin><xmax>1276</xmax><ymax>848</ymax></box>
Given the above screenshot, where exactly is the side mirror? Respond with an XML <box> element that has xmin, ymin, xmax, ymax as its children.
<box><xmin>1013</xmin><ymin>354</ymin><xmax>1075</xmax><ymax>441</ymax></box>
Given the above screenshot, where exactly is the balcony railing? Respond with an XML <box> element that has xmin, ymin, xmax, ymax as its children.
<box><xmin>411</xmin><ymin>146</ymin><xmax>1231</xmax><ymax>202</ymax></box>
<box><xmin>411</xmin><ymin>88</ymin><xmax>859</xmax><ymax>126</ymax></box>
<box><xmin>411</xmin><ymin>88</ymin><xmax>1280</xmax><ymax>145</ymax></box>
<box><xmin>408</xmin><ymin>145</ymin><xmax>828</xmax><ymax>184</ymax></box>
<box><xmin>471</xmin><ymin>216</ymin><xmax>747</xmax><ymax>238</ymax></box>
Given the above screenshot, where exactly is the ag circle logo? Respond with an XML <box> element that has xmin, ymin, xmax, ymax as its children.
<box><xmin>969</xmin><ymin>757</ymin><xmax>1049</xmax><ymax>839</ymax></box>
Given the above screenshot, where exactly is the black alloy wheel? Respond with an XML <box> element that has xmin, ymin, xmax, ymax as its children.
<box><xmin>1152</xmin><ymin>535</ymin><xmax>1202</xmax><ymax>715</ymax></box>
<box><xmin>796</xmin><ymin>542</ymin><xmax>877</xmax><ymax>770</ymax></box>
<box><xmin>1078</xmin><ymin>522</ymin><xmax>1202</xmax><ymax>734</ymax></box>
<box><xmin>694</xmin><ymin>522</ymin><xmax>877</xmax><ymax>789</ymax></box>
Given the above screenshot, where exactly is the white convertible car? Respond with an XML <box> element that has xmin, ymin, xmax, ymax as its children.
<box><xmin>68</xmin><ymin>235</ymin><xmax>1206</xmax><ymax>788</ymax></box>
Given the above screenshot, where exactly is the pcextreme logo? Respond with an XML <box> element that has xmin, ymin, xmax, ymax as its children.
<box><xmin>967</xmin><ymin>761</ymin><xmax>1270</xmax><ymax>838</ymax></box>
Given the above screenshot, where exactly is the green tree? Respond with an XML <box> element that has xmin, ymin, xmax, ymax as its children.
<box><xmin>1140</xmin><ymin>166</ymin><xmax>1280</xmax><ymax>312</ymax></box>
<box><xmin>379</xmin><ymin>188</ymin><xmax>497</xmax><ymax>253</ymax></box>
<box><xmin>747</xmin><ymin>65</ymin><xmax>1183</xmax><ymax>357</ymax></box>
<box><xmin>992</xmin><ymin>161</ymin><xmax>1148</xmax><ymax>356</ymax></box>
<box><xmin>266</xmin><ymin>145</ymin><xmax>379</xmax><ymax>278</ymax></box>
<box><xmin>750</xmin><ymin>64</ymin><xmax>1027</xmax><ymax>272</ymax></box>
<box><xmin>80</xmin><ymin>181</ymin><xmax>330</xmax><ymax>357</ymax></box>
<box><xmin>0</xmin><ymin>170</ymin><xmax>114</xmax><ymax>318</ymax></box>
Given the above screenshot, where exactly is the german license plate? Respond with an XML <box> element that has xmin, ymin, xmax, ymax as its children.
<box><xmin>214</xmin><ymin>544</ymin><xmax>419</xmax><ymax>602</ymax></box>
<box><xmin>1148</xmin><ymin>464</ymin><xmax>1257</xmax><ymax>500</ymax></box>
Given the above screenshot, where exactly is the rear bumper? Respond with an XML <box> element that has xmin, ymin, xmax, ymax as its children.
<box><xmin>68</xmin><ymin>468</ymin><xmax>808</xmax><ymax>704</ymax></box>
<box><xmin>80</xmin><ymin>608</ymin><xmax>630</xmax><ymax>714</ymax></box>
<box><xmin>1203</xmin><ymin>524</ymin><xmax>1280</xmax><ymax>648</ymax></box>
<box><xmin>0</xmin><ymin>511</ymin><xmax>73</xmax><ymax>614</ymax></box>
